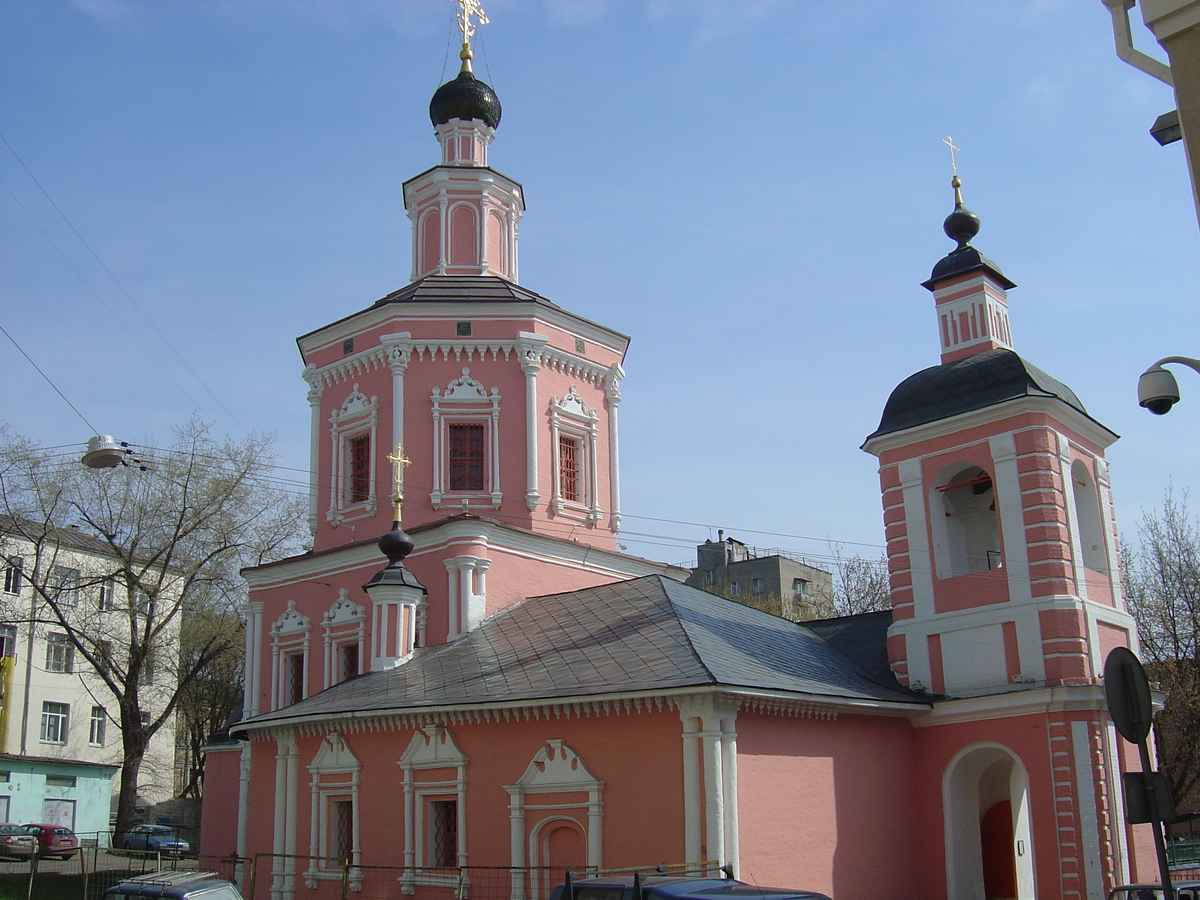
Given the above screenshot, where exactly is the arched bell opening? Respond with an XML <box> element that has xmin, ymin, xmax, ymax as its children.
<box><xmin>931</xmin><ymin>464</ymin><xmax>1002</xmax><ymax>578</ymax></box>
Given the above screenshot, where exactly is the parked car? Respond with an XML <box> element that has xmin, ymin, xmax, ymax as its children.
<box><xmin>23</xmin><ymin>824</ymin><xmax>79</xmax><ymax>859</ymax></box>
<box><xmin>1108</xmin><ymin>883</ymin><xmax>1200</xmax><ymax>900</ymax></box>
<box><xmin>104</xmin><ymin>871</ymin><xmax>242</xmax><ymax>900</ymax></box>
<box><xmin>0</xmin><ymin>824</ymin><xmax>37</xmax><ymax>859</ymax></box>
<box><xmin>121</xmin><ymin>825</ymin><xmax>190</xmax><ymax>856</ymax></box>
<box><xmin>549</xmin><ymin>874</ymin><xmax>832</xmax><ymax>900</ymax></box>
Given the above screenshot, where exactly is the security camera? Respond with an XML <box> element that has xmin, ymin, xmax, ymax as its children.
<box><xmin>1138</xmin><ymin>367</ymin><xmax>1180</xmax><ymax>416</ymax></box>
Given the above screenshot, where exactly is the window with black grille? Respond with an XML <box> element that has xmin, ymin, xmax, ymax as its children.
<box><xmin>349</xmin><ymin>434</ymin><xmax>371</xmax><ymax>503</ymax></box>
<box><xmin>429</xmin><ymin>799</ymin><xmax>457</xmax><ymax>867</ymax></box>
<box><xmin>448</xmin><ymin>424</ymin><xmax>485</xmax><ymax>492</ymax></box>
<box><xmin>559</xmin><ymin>435</ymin><xmax>580</xmax><ymax>503</ymax></box>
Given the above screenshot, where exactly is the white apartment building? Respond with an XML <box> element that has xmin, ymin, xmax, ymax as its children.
<box><xmin>0</xmin><ymin>521</ymin><xmax>179</xmax><ymax>837</ymax></box>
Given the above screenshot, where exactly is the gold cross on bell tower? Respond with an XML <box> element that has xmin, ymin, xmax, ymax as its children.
<box><xmin>942</xmin><ymin>135</ymin><xmax>965</xmax><ymax>205</ymax></box>
<box><xmin>453</xmin><ymin>0</ymin><xmax>488</xmax><ymax>73</ymax></box>
<box><xmin>386</xmin><ymin>443</ymin><xmax>411</xmax><ymax>521</ymax></box>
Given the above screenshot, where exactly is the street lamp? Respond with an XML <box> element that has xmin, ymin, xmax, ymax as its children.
<box><xmin>1137</xmin><ymin>356</ymin><xmax>1200</xmax><ymax>414</ymax></box>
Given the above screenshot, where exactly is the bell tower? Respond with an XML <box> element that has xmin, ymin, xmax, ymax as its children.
<box><xmin>861</xmin><ymin>176</ymin><xmax>1138</xmax><ymax>696</ymax></box>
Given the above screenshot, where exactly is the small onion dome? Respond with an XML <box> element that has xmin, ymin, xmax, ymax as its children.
<box><xmin>429</xmin><ymin>71</ymin><xmax>502</xmax><ymax>130</ymax></box>
<box><xmin>943</xmin><ymin>176</ymin><xmax>980</xmax><ymax>249</ymax></box>
<box><xmin>378</xmin><ymin>520</ymin><xmax>415</xmax><ymax>567</ymax></box>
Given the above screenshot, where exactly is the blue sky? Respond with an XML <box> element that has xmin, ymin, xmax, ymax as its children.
<box><xmin>2</xmin><ymin>0</ymin><xmax>1197</xmax><ymax>568</ymax></box>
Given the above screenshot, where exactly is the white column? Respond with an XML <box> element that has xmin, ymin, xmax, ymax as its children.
<box><xmin>679</xmin><ymin>705</ymin><xmax>701</xmax><ymax>864</ymax></box>
<box><xmin>444</xmin><ymin>559</ymin><xmax>461</xmax><ymax>638</ymax></box>
<box><xmin>507</xmin><ymin>788</ymin><xmax>526</xmax><ymax>900</ymax></box>
<box><xmin>245</xmin><ymin>602</ymin><xmax>263</xmax><ymax>718</ymax></box>
<box><xmin>271</xmin><ymin>739</ymin><xmax>290</xmax><ymax>900</ymax></box>
<box><xmin>719</xmin><ymin>712</ymin><xmax>739</xmax><ymax>876</ymax></box>
<box><xmin>303</xmin><ymin>368</ymin><xmax>323</xmax><ymax>536</ymax></box>
<box><xmin>467</xmin><ymin>558</ymin><xmax>491</xmax><ymax>631</ymax></box>
<box><xmin>587</xmin><ymin>786</ymin><xmax>603</xmax><ymax>866</ymax></box>
<box><xmin>517</xmin><ymin>333</ymin><xmax>547</xmax><ymax>511</ymax></box>
<box><xmin>458</xmin><ymin>564</ymin><xmax>473</xmax><ymax>635</ymax></box>
<box><xmin>700</xmin><ymin>719</ymin><xmax>725</xmax><ymax>866</ymax></box>
<box><xmin>283</xmin><ymin>736</ymin><xmax>299</xmax><ymax>900</ymax></box>
<box><xmin>991</xmin><ymin>432</ymin><xmax>1035</xmax><ymax>600</ymax></box>
<box><xmin>605</xmin><ymin>365</ymin><xmax>624</xmax><ymax>532</ymax></box>
<box><xmin>236</xmin><ymin>744</ymin><xmax>251</xmax><ymax>883</ymax></box>
<box><xmin>381</xmin><ymin>333</ymin><xmax>412</xmax><ymax>459</ymax></box>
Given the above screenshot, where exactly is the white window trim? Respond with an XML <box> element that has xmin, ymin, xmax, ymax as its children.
<box><xmin>430</xmin><ymin>368</ymin><xmax>501</xmax><ymax>510</ymax></box>
<box><xmin>328</xmin><ymin>384</ymin><xmax>380</xmax><ymax>526</ymax></box>
<box><xmin>549</xmin><ymin>387</ymin><xmax>602</xmax><ymax>524</ymax></box>
<box><xmin>269</xmin><ymin>601</ymin><xmax>311</xmax><ymax>710</ymax></box>
<box><xmin>89</xmin><ymin>706</ymin><xmax>107</xmax><ymax>747</ymax></box>
<box><xmin>398</xmin><ymin>726</ymin><xmax>468</xmax><ymax>895</ymax></box>
<box><xmin>40</xmin><ymin>701</ymin><xmax>69</xmax><ymax>744</ymax></box>
<box><xmin>505</xmin><ymin>740</ymin><xmax>603</xmax><ymax>900</ymax></box>
<box><xmin>322</xmin><ymin>589</ymin><xmax>366</xmax><ymax>690</ymax></box>
<box><xmin>304</xmin><ymin>733</ymin><xmax>363</xmax><ymax>889</ymax></box>
<box><xmin>46</xmin><ymin>632</ymin><xmax>74</xmax><ymax>674</ymax></box>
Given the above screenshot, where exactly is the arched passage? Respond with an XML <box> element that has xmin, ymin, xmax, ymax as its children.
<box><xmin>944</xmin><ymin>743</ymin><xmax>1035</xmax><ymax>900</ymax></box>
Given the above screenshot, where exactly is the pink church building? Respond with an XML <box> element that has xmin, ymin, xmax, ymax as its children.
<box><xmin>201</xmin><ymin>39</ymin><xmax>1158</xmax><ymax>900</ymax></box>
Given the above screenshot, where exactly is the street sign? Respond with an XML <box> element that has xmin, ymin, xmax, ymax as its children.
<box><xmin>1105</xmin><ymin>646</ymin><xmax>1154</xmax><ymax>744</ymax></box>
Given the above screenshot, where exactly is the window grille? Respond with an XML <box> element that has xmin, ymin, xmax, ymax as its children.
<box><xmin>332</xmin><ymin>799</ymin><xmax>353</xmax><ymax>862</ymax></box>
<box><xmin>349</xmin><ymin>434</ymin><xmax>371</xmax><ymax>503</ymax></box>
<box><xmin>559</xmin><ymin>435</ymin><xmax>580</xmax><ymax>503</ymax></box>
<box><xmin>339</xmin><ymin>643</ymin><xmax>359</xmax><ymax>682</ymax></box>
<box><xmin>448</xmin><ymin>424</ymin><xmax>485</xmax><ymax>491</ymax></box>
<box><xmin>429</xmin><ymin>799</ymin><xmax>457</xmax><ymax>867</ymax></box>
<box><xmin>286</xmin><ymin>653</ymin><xmax>305</xmax><ymax>705</ymax></box>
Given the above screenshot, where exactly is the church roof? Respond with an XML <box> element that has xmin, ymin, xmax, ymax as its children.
<box><xmin>429</xmin><ymin>71</ymin><xmax>501</xmax><ymax>130</ymax></box>
<box><xmin>371</xmin><ymin>275</ymin><xmax>562</xmax><ymax>309</ymax></box>
<box><xmin>866</xmin><ymin>347</ymin><xmax>1104</xmax><ymax>440</ymax></box>
<box><xmin>237</xmin><ymin>575</ymin><xmax>922</xmax><ymax>732</ymax></box>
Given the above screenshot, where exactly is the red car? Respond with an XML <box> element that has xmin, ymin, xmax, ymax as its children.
<box><xmin>23</xmin><ymin>824</ymin><xmax>79</xmax><ymax>860</ymax></box>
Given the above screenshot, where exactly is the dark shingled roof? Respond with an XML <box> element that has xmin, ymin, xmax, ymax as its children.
<box><xmin>238</xmin><ymin>576</ymin><xmax>923</xmax><ymax>731</ymax></box>
<box><xmin>372</xmin><ymin>275</ymin><xmax>562</xmax><ymax>310</ymax></box>
<box><xmin>922</xmin><ymin>245</ymin><xmax>1016</xmax><ymax>291</ymax></box>
<box><xmin>866</xmin><ymin>348</ymin><xmax>1098</xmax><ymax>441</ymax></box>
<box><xmin>805</xmin><ymin>609</ymin><xmax>898</xmax><ymax>687</ymax></box>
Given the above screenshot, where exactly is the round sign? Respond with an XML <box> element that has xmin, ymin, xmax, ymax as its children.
<box><xmin>1104</xmin><ymin>646</ymin><xmax>1154</xmax><ymax>744</ymax></box>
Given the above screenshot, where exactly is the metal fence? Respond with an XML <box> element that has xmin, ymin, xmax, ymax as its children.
<box><xmin>1170</xmin><ymin>835</ymin><xmax>1200</xmax><ymax>869</ymax></box>
<box><xmin>0</xmin><ymin>844</ymin><xmax>721</xmax><ymax>900</ymax></box>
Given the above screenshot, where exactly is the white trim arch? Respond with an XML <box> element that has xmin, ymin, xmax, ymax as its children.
<box><xmin>943</xmin><ymin>742</ymin><xmax>1035</xmax><ymax>900</ymax></box>
<box><xmin>398</xmin><ymin>725</ymin><xmax>468</xmax><ymax>895</ymax></box>
<box><xmin>322</xmin><ymin>589</ymin><xmax>366</xmax><ymax>689</ymax></box>
<box><xmin>269</xmin><ymin>601</ymin><xmax>311</xmax><ymax>711</ymax></box>
<box><xmin>505</xmin><ymin>741</ymin><xmax>604</xmax><ymax>900</ymax></box>
<box><xmin>304</xmin><ymin>732</ymin><xmax>362</xmax><ymax>890</ymax></box>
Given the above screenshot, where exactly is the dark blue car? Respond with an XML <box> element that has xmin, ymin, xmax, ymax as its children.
<box><xmin>121</xmin><ymin>825</ymin><xmax>191</xmax><ymax>856</ymax></box>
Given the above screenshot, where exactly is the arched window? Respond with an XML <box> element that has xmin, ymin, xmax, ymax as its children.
<box><xmin>932</xmin><ymin>464</ymin><xmax>1001</xmax><ymax>578</ymax></box>
<box><xmin>449</xmin><ymin>204</ymin><xmax>478</xmax><ymax>267</ymax></box>
<box><xmin>1071</xmin><ymin>460</ymin><xmax>1107</xmax><ymax>573</ymax></box>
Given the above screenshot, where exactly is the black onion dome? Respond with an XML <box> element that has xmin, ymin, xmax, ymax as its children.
<box><xmin>378</xmin><ymin>521</ymin><xmax>415</xmax><ymax>564</ymax></box>
<box><xmin>864</xmin><ymin>348</ymin><xmax>1097</xmax><ymax>441</ymax></box>
<box><xmin>943</xmin><ymin>203</ymin><xmax>980</xmax><ymax>248</ymax></box>
<box><xmin>430</xmin><ymin>71</ymin><xmax>502</xmax><ymax>129</ymax></box>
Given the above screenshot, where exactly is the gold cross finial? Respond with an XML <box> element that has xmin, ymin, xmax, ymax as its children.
<box><xmin>453</xmin><ymin>0</ymin><xmax>488</xmax><ymax>72</ymax></box>
<box><xmin>942</xmin><ymin>136</ymin><xmax>964</xmax><ymax>205</ymax></box>
<box><xmin>386</xmin><ymin>443</ymin><xmax>411</xmax><ymax>520</ymax></box>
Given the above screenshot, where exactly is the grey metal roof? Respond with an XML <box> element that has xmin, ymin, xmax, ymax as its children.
<box><xmin>866</xmin><ymin>348</ymin><xmax>1106</xmax><ymax>441</ymax></box>
<box><xmin>239</xmin><ymin>576</ymin><xmax>922</xmax><ymax>731</ymax></box>
<box><xmin>371</xmin><ymin>275</ymin><xmax>561</xmax><ymax>310</ymax></box>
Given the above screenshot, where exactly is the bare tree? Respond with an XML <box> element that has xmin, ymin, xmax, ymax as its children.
<box><xmin>177</xmin><ymin>608</ymin><xmax>245</xmax><ymax>798</ymax></box>
<box><xmin>0</xmin><ymin>421</ymin><xmax>306</xmax><ymax>834</ymax></box>
<box><xmin>829</xmin><ymin>544</ymin><xmax>891</xmax><ymax>616</ymax></box>
<box><xmin>1123</xmin><ymin>488</ymin><xmax>1200</xmax><ymax>811</ymax></box>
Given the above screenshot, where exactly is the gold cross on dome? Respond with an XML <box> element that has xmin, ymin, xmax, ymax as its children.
<box><xmin>455</xmin><ymin>0</ymin><xmax>489</xmax><ymax>45</ymax></box>
<box><xmin>942</xmin><ymin>135</ymin><xmax>961</xmax><ymax>177</ymax></box>
<box><xmin>386</xmin><ymin>443</ymin><xmax>411</xmax><ymax>516</ymax></box>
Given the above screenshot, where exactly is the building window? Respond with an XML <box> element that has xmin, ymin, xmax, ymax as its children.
<box><xmin>3</xmin><ymin>558</ymin><xmax>22</xmax><ymax>595</ymax></box>
<box><xmin>139</xmin><ymin>651</ymin><xmax>155</xmax><ymax>686</ymax></box>
<box><xmin>548</xmin><ymin>386</ymin><xmax>601</xmax><ymax>522</ymax></box>
<box><xmin>339</xmin><ymin>643</ymin><xmax>359</xmax><ymax>683</ymax></box>
<box><xmin>332</xmin><ymin>799</ymin><xmax>354</xmax><ymax>863</ymax></box>
<box><xmin>0</xmin><ymin>625</ymin><xmax>15</xmax><ymax>658</ymax></box>
<box><xmin>729</xmin><ymin>581</ymin><xmax>740</xmax><ymax>595</ymax></box>
<box><xmin>136</xmin><ymin>591</ymin><xmax>152</xmax><ymax>617</ymax></box>
<box><xmin>286</xmin><ymin>652</ymin><xmax>305</xmax><ymax>706</ymax></box>
<box><xmin>559</xmin><ymin>435</ymin><xmax>580</xmax><ymax>503</ymax></box>
<box><xmin>89</xmin><ymin>707</ymin><xmax>106</xmax><ymax>746</ymax></box>
<box><xmin>792</xmin><ymin>578</ymin><xmax>808</xmax><ymax>597</ymax></box>
<box><xmin>751</xmin><ymin>577</ymin><xmax>765</xmax><ymax>594</ymax></box>
<box><xmin>428</xmin><ymin>799</ymin><xmax>458</xmax><ymax>867</ymax></box>
<box><xmin>705</xmin><ymin>569</ymin><xmax>715</xmax><ymax>585</ymax></box>
<box><xmin>448</xmin><ymin>424</ymin><xmax>485</xmax><ymax>491</ymax></box>
<box><xmin>45</xmin><ymin>774</ymin><xmax>76</xmax><ymax>788</ymax></box>
<box><xmin>98</xmin><ymin>579</ymin><xmax>116</xmax><ymax>611</ymax></box>
<box><xmin>348</xmin><ymin>434</ymin><xmax>371</xmax><ymax>503</ymax></box>
<box><xmin>40</xmin><ymin>702</ymin><xmax>69</xmax><ymax>743</ymax></box>
<box><xmin>430</xmin><ymin>369</ymin><xmax>501</xmax><ymax>509</ymax></box>
<box><xmin>46</xmin><ymin>633</ymin><xmax>73</xmax><ymax>674</ymax></box>
<box><xmin>328</xmin><ymin>384</ymin><xmax>380</xmax><ymax>523</ymax></box>
<box><xmin>932</xmin><ymin>464</ymin><xmax>1002</xmax><ymax>578</ymax></box>
<box><xmin>52</xmin><ymin>567</ymin><xmax>80</xmax><ymax>605</ymax></box>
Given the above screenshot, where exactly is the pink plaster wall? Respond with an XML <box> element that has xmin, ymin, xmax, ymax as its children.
<box><xmin>198</xmin><ymin>746</ymin><xmax>241</xmax><ymax>857</ymax></box>
<box><xmin>736</xmin><ymin>712</ymin><xmax>919</xmax><ymax>900</ymax></box>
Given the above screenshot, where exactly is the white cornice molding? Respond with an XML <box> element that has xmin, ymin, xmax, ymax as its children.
<box><xmin>914</xmin><ymin>683</ymin><xmax>1108</xmax><ymax>727</ymax></box>
<box><xmin>298</xmin><ymin>303</ymin><xmax>629</xmax><ymax>361</ymax></box>
<box><xmin>234</xmin><ymin>685</ymin><xmax>928</xmax><ymax>740</ymax></box>
<box><xmin>862</xmin><ymin>394</ymin><xmax>1118</xmax><ymax>458</ymax></box>
<box><xmin>243</xmin><ymin>517</ymin><xmax>688</xmax><ymax>592</ymax></box>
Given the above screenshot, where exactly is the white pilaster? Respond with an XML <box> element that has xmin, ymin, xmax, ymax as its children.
<box><xmin>303</xmin><ymin>368</ymin><xmax>323</xmax><ymax>536</ymax></box>
<box><xmin>381</xmin><ymin>333</ymin><xmax>412</xmax><ymax>457</ymax></box>
<box><xmin>605</xmin><ymin>365</ymin><xmax>624</xmax><ymax>532</ymax></box>
<box><xmin>679</xmin><ymin>708</ymin><xmax>701</xmax><ymax>863</ymax></box>
<box><xmin>991</xmin><ymin>432</ymin><xmax>1034</xmax><ymax>603</ymax></box>
<box><xmin>517</xmin><ymin>333</ymin><xmax>547</xmax><ymax>511</ymax></box>
<box><xmin>245</xmin><ymin>602</ymin><xmax>263</xmax><ymax>718</ymax></box>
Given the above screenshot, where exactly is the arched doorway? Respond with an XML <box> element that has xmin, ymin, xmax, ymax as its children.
<box><xmin>944</xmin><ymin>743</ymin><xmax>1035</xmax><ymax>900</ymax></box>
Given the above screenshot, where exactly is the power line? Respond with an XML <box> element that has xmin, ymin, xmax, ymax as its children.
<box><xmin>0</xmin><ymin>323</ymin><xmax>100</xmax><ymax>435</ymax></box>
